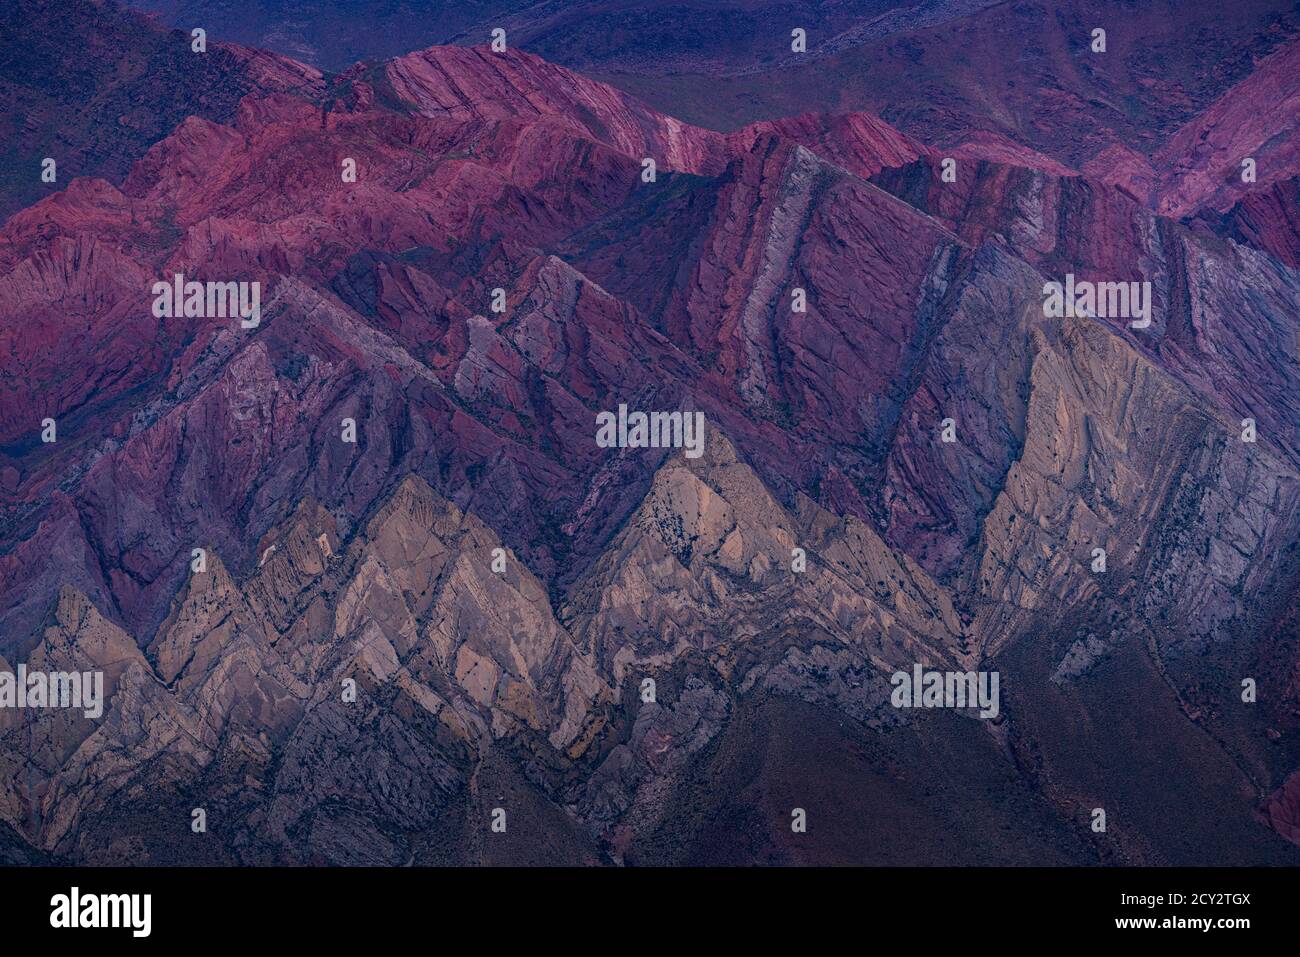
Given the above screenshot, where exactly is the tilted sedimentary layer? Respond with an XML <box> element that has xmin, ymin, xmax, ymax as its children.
<box><xmin>1</xmin><ymin>0</ymin><xmax>1299</xmax><ymax>864</ymax></box>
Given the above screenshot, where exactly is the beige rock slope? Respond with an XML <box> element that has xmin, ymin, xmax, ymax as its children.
<box><xmin>1</xmin><ymin>475</ymin><xmax>613</xmax><ymax>859</ymax></box>
<box><xmin>973</xmin><ymin>312</ymin><xmax>1300</xmax><ymax>661</ymax></box>
<box><xmin>0</xmin><ymin>588</ymin><xmax>206</xmax><ymax>852</ymax></box>
<box><xmin>564</xmin><ymin>428</ymin><xmax>965</xmax><ymax>682</ymax></box>
<box><xmin>2</xmin><ymin>335</ymin><xmax>1297</xmax><ymax>860</ymax></box>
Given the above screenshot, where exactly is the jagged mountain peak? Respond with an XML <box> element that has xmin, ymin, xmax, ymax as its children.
<box><xmin>3</xmin><ymin>0</ymin><xmax>1300</xmax><ymax>865</ymax></box>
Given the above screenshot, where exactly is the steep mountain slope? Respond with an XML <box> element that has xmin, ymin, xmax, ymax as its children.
<box><xmin>0</xmin><ymin>0</ymin><xmax>322</xmax><ymax>221</ymax></box>
<box><xmin>2</xmin><ymin>4</ymin><xmax>1300</xmax><ymax>865</ymax></box>
<box><xmin>1191</xmin><ymin>175</ymin><xmax>1300</xmax><ymax>269</ymax></box>
<box><xmin>121</xmin><ymin>1</ymin><xmax>1300</xmax><ymax>192</ymax></box>
<box><xmin>1152</xmin><ymin>37</ymin><xmax>1300</xmax><ymax>218</ymax></box>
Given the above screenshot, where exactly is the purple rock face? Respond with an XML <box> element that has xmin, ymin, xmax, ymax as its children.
<box><xmin>0</xmin><ymin>0</ymin><xmax>1298</xmax><ymax>867</ymax></box>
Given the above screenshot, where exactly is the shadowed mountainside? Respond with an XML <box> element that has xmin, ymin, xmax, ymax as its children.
<box><xmin>1</xmin><ymin>1</ymin><xmax>1299</xmax><ymax>865</ymax></box>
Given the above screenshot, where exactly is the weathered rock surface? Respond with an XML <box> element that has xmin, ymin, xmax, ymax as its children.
<box><xmin>2</xmin><ymin>1</ymin><xmax>1300</xmax><ymax>863</ymax></box>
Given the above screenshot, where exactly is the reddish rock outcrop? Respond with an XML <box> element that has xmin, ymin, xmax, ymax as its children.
<box><xmin>2</xmin><ymin>1</ymin><xmax>1300</xmax><ymax>865</ymax></box>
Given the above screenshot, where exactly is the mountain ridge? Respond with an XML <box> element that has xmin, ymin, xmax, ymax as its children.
<box><xmin>2</xmin><ymin>0</ymin><xmax>1299</xmax><ymax>865</ymax></box>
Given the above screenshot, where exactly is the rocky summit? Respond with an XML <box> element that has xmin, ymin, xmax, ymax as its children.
<box><xmin>0</xmin><ymin>0</ymin><xmax>1298</xmax><ymax>866</ymax></box>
